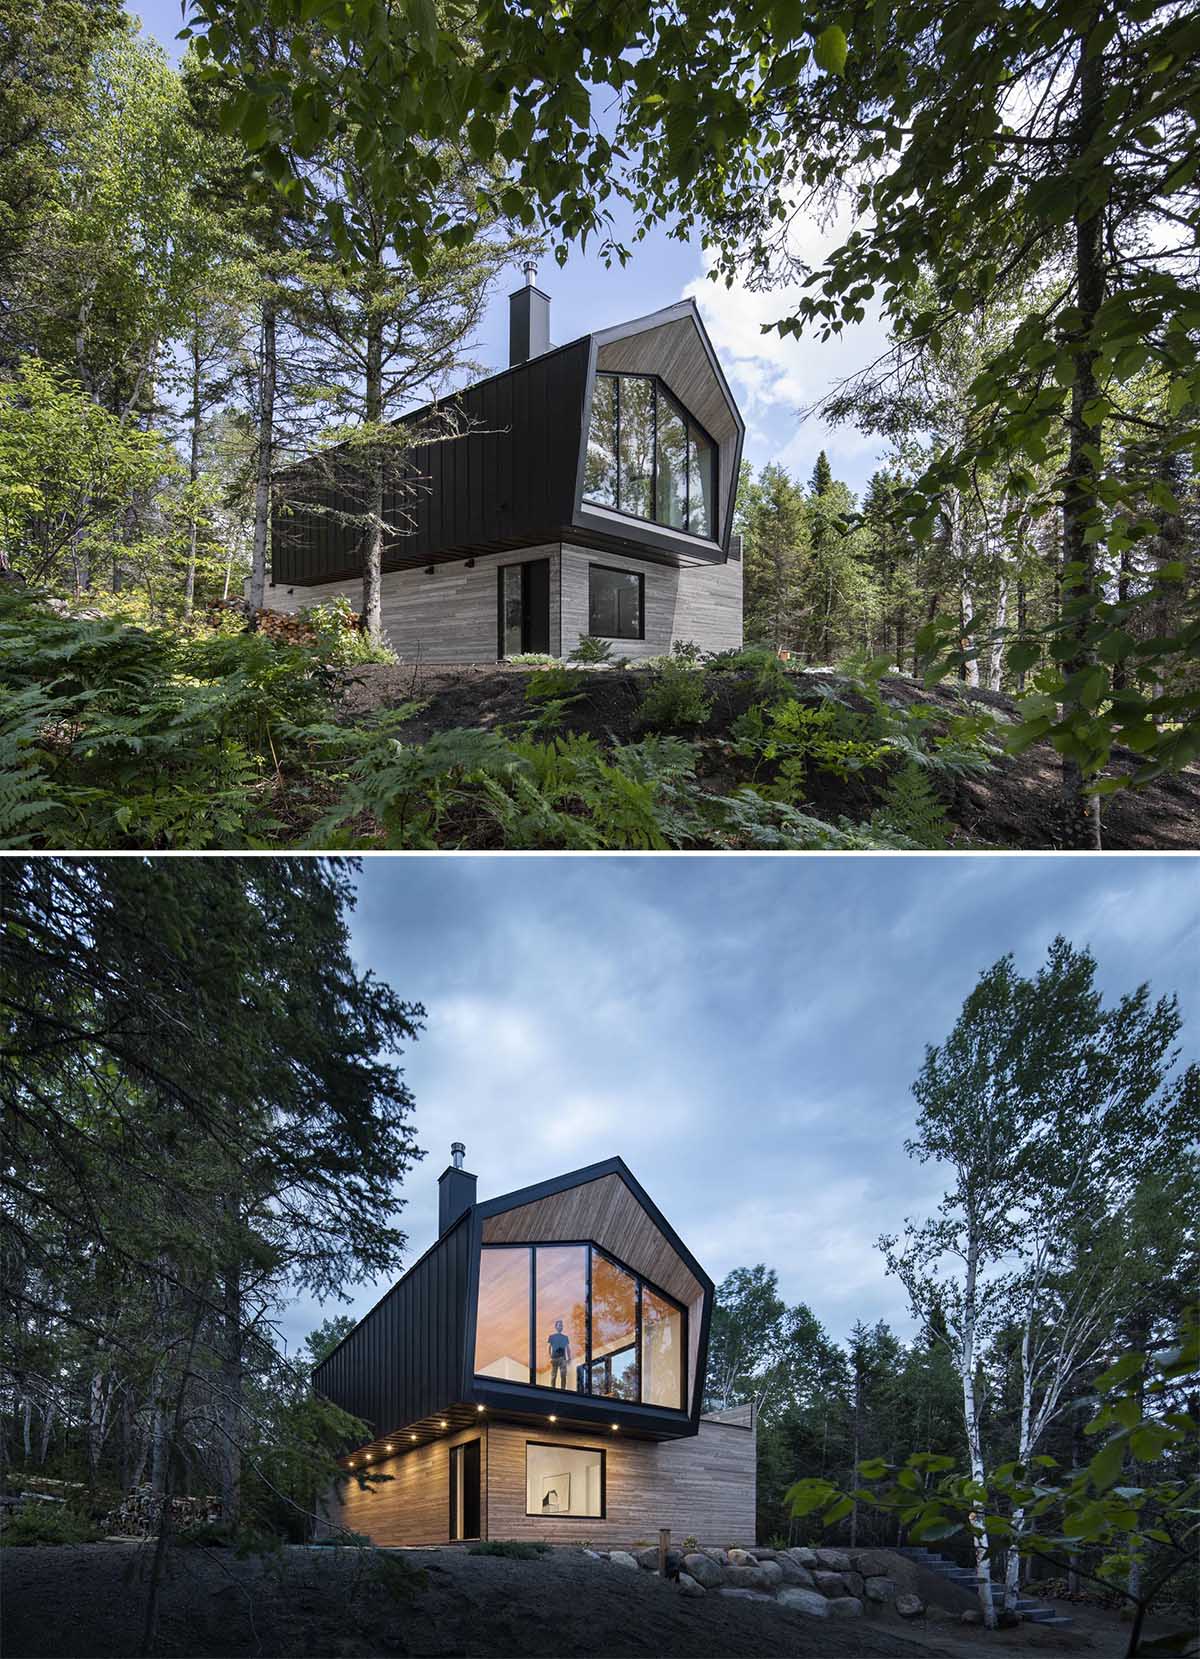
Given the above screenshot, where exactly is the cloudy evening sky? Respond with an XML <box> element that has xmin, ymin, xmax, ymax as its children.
<box><xmin>273</xmin><ymin>855</ymin><xmax>1198</xmax><ymax>1359</ymax></box>
<box><xmin>129</xmin><ymin>1</ymin><xmax>891</xmax><ymax>496</ymax></box>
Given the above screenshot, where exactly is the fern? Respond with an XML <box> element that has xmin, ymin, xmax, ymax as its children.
<box><xmin>869</xmin><ymin>763</ymin><xmax>952</xmax><ymax>848</ymax></box>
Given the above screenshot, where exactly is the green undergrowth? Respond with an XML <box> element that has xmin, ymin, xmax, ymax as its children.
<box><xmin>468</xmin><ymin>1540</ymin><xmax>551</xmax><ymax>1559</ymax></box>
<box><xmin>0</xmin><ymin>589</ymin><xmax>999</xmax><ymax>850</ymax></box>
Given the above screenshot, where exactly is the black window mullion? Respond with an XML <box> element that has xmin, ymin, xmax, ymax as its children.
<box><xmin>684</xmin><ymin>417</ymin><xmax>691</xmax><ymax>531</ymax></box>
<box><xmin>613</xmin><ymin>377</ymin><xmax>620</xmax><ymax>515</ymax></box>
<box><xmin>635</xmin><ymin>1278</ymin><xmax>643</xmax><ymax>1403</ymax></box>
<box><xmin>528</xmin><ymin>1245</ymin><xmax>536</xmax><ymax>1386</ymax></box>
<box><xmin>651</xmin><ymin>379</ymin><xmax>657</xmax><ymax>525</ymax></box>
<box><xmin>585</xmin><ymin>1245</ymin><xmax>593</xmax><ymax>1395</ymax></box>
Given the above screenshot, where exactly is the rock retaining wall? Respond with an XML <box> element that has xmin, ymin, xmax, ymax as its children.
<box><xmin>585</xmin><ymin>1543</ymin><xmax>927</xmax><ymax>1624</ymax></box>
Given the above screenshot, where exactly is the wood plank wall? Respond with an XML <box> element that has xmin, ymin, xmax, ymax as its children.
<box><xmin>559</xmin><ymin>542</ymin><xmax>742</xmax><ymax>660</ymax></box>
<box><xmin>266</xmin><ymin>544</ymin><xmax>562</xmax><ymax>662</ymax></box>
<box><xmin>319</xmin><ymin>1413</ymin><xmax>756</xmax><ymax>1551</ymax></box>
<box><xmin>264</xmin><ymin>540</ymin><xmax>741</xmax><ymax>661</ymax></box>
<box><xmin>485</xmin><ymin>1416</ymin><xmax>756</xmax><ymax>1549</ymax></box>
<box><xmin>318</xmin><ymin>1424</ymin><xmax>489</xmax><ymax>1546</ymax></box>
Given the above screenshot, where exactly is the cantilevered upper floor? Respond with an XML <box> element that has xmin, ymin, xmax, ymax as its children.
<box><xmin>272</xmin><ymin>286</ymin><xmax>745</xmax><ymax>587</ymax></box>
<box><xmin>312</xmin><ymin>1152</ymin><xmax>714</xmax><ymax>1465</ymax></box>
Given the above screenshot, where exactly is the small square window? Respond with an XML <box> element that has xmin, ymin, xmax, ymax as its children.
<box><xmin>588</xmin><ymin>566</ymin><xmax>643</xmax><ymax>640</ymax></box>
<box><xmin>525</xmin><ymin>1441</ymin><xmax>606</xmax><ymax>1518</ymax></box>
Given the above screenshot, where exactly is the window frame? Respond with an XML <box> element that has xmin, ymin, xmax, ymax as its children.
<box><xmin>475</xmin><ymin>1239</ymin><xmax>688</xmax><ymax>1412</ymax></box>
<box><xmin>524</xmin><ymin>1440</ymin><xmax>607</xmax><ymax>1520</ymax></box>
<box><xmin>587</xmin><ymin>563</ymin><xmax>645</xmax><ymax>642</ymax></box>
<box><xmin>582</xmin><ymin>371</ymin><xmax>719</xmax><ymax>542</ymax></box>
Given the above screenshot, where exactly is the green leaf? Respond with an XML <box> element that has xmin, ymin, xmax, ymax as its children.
<box><xmin>1094</xmin><ymin>1352</ymin><xmax>1148</xmax><ymax>1393</ymax></box>
<box><xmin>813</xmin><ymin>25</ymin><xmax>848</xmax><ymax>74</ymax></box>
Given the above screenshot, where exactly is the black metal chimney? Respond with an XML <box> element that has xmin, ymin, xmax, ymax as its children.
<box><xmin>438</xmin><ymin>1141</ymin><xmax>476</xmax><ymax>1234</ymax></box>
<box><xmin>509</xmin><ymin>261</ymin><xmax>550</xmax><ymax>366</ymax></box>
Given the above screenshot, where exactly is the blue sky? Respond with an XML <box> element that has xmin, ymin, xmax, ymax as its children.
<box><xmin>272</xmin><ymin>854</ymin><xmax>1198</xmax><ymax>1361</ymax></box>
<box><xmin>127</xmin><ymin>1</ymin><xmax>889</xmax><ymax>497</ymax></box>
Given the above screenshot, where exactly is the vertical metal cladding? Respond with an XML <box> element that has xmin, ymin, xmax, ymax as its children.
<box><xmin>312</xmin><ymin>1212</ymin><xmax>472</xmax><ymax>1435</ymax></box>
<box><xmin>270</xmin><ymin>341</ymin><xmax>591</xmax><ymax>586</ymax></box>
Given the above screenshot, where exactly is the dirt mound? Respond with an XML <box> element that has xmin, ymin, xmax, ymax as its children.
<box><xmin>336</xmin><ymin>664</ymin><xmax>1200</xmax><ymax>851</ymax></box>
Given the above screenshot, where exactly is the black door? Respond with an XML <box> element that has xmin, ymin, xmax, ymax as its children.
<box><xmin>449</xmin><ymin>1440</ymin><xmax>481</xmax><ymax>1541</ymax></box>
<box><xmin>498</xmin><ymin>559</ymin><xmax>550</xmax><ymax>657</ymax></box>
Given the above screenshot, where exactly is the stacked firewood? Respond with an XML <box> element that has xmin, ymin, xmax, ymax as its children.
<box><xmin>101</xmin><ymin>1485</ymin><xmax>224</xmax><ymax>1538</ymax></box>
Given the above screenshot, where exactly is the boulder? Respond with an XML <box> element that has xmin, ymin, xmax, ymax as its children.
<box><xmin>757</xmin><ymin>1560</ymin><xmax>784</xmax><ymax>1587</ymax></box>
<box><xmin>727</xmin><ymin>1547</ymin><xmax>756</xmax><ymax>1567</ymax></box>
<box><xmin>813</xmin><ymin>1571</ymin><xmax>847</xmax><ymax>1597</ymax></box>
<box><xmin>777</xmin><ymin>1587</ymin><xmax>830</xmax><ymax>1618</ymax></box>
<box><xmin>718</xmin><ymin>1587</ymin><xmax>773</xmax><ymax>1601</ymax></box>
<box><xmin>776</xmin><ymin>1557</ymin><xmax>817</xmax><ymax>1590</ymax></box>
<box><xmin>683</xmin><ymin>1553</ymin><xmax>723</xmax><ymax>1590</ymax></box>
<box><xmin>582</xmin><ymin>1549</ymin><xmax>603</xmax><ymax>1560</ymax></box>
<box><xmin>895</xmin><ymin>1594</ymin><xmax>925</xmax><ymax>1619</ymax></box>
<box><xmin>700</xmin><ymin>1547</ymin><xmax>729</xmax><ymax>1566</ymax></box>
<box><xmin>961</xmin><ymin>1609</ymin><xmax>983</xmax><ymax>1625</ymax></box>
<box><xmin>813</xmin><ymin>1548</ymin><xmax>852</xmax><ymax>1572</ymax></box>
<box><xmin>845</xmin><ymin>1571</ymin><xmax>865</xmax><ymax>1599</ymax></box>
<box><xmin>827</xmin><ymin>1597</ymin><xmax>864</xmax><ymax>1619</ymax></box>
<box><xmin>608</xmin><ymin>1551</ymin><xmax>638</xmax><ymax>1570</ymax></box>
<box><xmin>863</xmin><ymin>1576</ymin><xmax>897</xmax><ymax>1603</ymax></box>
<box><xmin>677</xmin><ymin>1572</ymin><xmax>706</xmax><ymax>1597</ymax></box>
<box><xmin>747</xmin><ymin>1547</ymin><xmax>779</xmax><ymax>1561</ymax></box>
<box><xmin>722</xmin><ymin>1564</ymin><xmax>776</xmax><ymax>1592</ymax></box>
<box><xmin>783</xmin><ymin>1546</ymin><xmax>817</xmax><ymax>1568</ymax></box>
<box><xmin>853</xmin><ymin>1552</ymin><xmax>894</xmax><ymax>1578</ymax></box>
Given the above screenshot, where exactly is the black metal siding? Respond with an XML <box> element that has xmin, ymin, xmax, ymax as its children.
<box><xmin>313</xmin><ymin>1213</ymin><xmax>472</xmax><ymax>1435</ymax></box>
<box><xmin>272</xmin><ymin>341</ymin><xmax>591</xmax><ymax>586</ymax></box>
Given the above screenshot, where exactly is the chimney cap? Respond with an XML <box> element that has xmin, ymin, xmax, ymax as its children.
<box><xmin>522</xmin><ymin>259</ymin><xmax>537</xmax><ymax>286</ymax></box>
<box><xmin>451</xmin><ymin>1141</ymin><xmax>466</xmax><ymax>1169</ymax></box>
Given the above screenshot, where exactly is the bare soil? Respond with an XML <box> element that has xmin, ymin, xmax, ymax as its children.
<box><xmin>2</xmin><ymin>1543</ymin><xmax>1190</xmax><ymax>1659</ymax></box>
<box><xmin>334</xmin><ymin>664</ymin><xmax>1200</xmax><ymax>851</ymax></box>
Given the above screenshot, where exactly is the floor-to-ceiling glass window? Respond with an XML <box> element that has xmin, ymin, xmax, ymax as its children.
<box><xmin>473</xmin><ymin>1246</ymin><xmax>531</xmax><ymax>1381</ymax></box>
<box><xmin>583</xmin><ymin>371</ymin><xmax>718</xmax><ymax>541</ymax></box>
<box><xmin>589</xmin><ymin>1253</ymin><xmax>638</xmax><ymax>1400</ymax></box>
<box><xmin>641</xmin><ymin>1287</ymin><xmax>683</xmax><ymax>1408</ymax></box>
<box><xmin>534</xmin><ymin>1246</ymin><xmax>588</xmax><ymax>1391</ymax></box>
<box><xmin>525</xmin><ymin>1442</ymin><xmax>605</xmax><ymax>1518</ymax></box>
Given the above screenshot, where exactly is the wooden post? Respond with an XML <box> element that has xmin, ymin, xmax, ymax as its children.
<box><xmin>659</xmin><ymin>1527</ymin><xmax>670</xmax><ymax>1576</ymax></box>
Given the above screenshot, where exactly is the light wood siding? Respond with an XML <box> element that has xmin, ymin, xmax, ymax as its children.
<box><xmin>485</xmin><ymin>1416</ymin><xmax>756</xmax><ymax>1549</ymax></box>
<box><xmin>265</xmin><ymin>544</ymin><xmax>562</xmax><ymax>662</ymax></box>
<box><xmin>319</xmin><ymin>1425</ymin><xmax>487</xmax><ymax>1545</ymax></box>
<box><xmin>559</xmin><ymin>543</ymin><xmax>741</xmax><ymax>660</ymax></box>
<box><xmin>481</xmin><ymin>1172</ymin><xmax>707</xmax><ymax>1414</ymax></box>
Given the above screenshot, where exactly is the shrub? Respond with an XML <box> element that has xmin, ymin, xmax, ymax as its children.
<box><xmin>1</xmin><ymin>1502</ymin><xmax>100</xmax><ymax>1546</ymax></box>
<box><xmin>569</xmin><ymin>634</ymin><xmax>613</xmax><ymax>664</ymax></box>
<box><xmin>468</xmin><ymin>1540</ymin><xmax>550</xmax><ymax>1559</ymax></box>
<box><xmin>730</xmin><ymin>698</ymin><xmax>887</xmax><ymax>801</ymax></box>
<box><xmin>503</xmin><ymin>652</ymin><xmax>558</xmax><ymax>666</ymax></box>
<box><xmin>671</xmin><ymin>638</ymin><xmax>704</xmax><ymax>665</ymax></box>
<box><xmin>300</xmin><ymin>596</ymin><xmax>396</xmax><ymax>665</ymax></box>
<box><xmin>638</xmin><ymin>662</ymin><xmax>713</xmax><ymax>731</ymax></box>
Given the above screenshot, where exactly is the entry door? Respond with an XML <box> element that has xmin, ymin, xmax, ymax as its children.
<box><xmin>498</xmin><ymin>559</ymin><xmax>550</xmax><ymax>657</ymax></box>
<box><xmin>449</xmin><ymin>1440</ymin><xmax>481</xmax><ymax>1542</ymax></box>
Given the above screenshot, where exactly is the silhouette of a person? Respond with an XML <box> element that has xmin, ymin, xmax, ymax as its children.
<box><xmin>547</xmin><ymin>1319</ymin><xmax>570</xmax><ymax>1388</ymax></box>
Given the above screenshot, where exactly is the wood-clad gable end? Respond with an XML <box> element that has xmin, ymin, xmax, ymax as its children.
<box><xmin>480</xmin><ymin>1172</ymin><xmax>707</xmax><ymax>1413</ymax></box>
<box><xmin>271</xmin><ymin>341</ymin><xmax>590</xmax><ymax>587</ymax></box>
<box><xmin>312</xmin><ymin>1212</ymin><xmax>472</xmax><ymax>1440</ymax></box>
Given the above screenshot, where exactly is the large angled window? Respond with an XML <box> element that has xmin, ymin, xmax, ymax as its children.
<box><xmin>584</xmin><ymin>372</ymin><xmax>716</xmax><ymax>540</ymax></box>
<box><xmin>474</xmin><ymin>1243</ymin><xmax>686</xmax><ymax>1409</ymax></box>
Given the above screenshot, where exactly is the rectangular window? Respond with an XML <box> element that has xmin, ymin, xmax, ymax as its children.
<box><xmin>688</xmin><ymin>425</ymin><xmax>715</xmax><ymax>539</ymax></box>
<box><xmin>525</xmin><ymin>1441</ymin><xmax>605</xmax><ymax>1519</ymax></box>
<box><xmin>534</xmin><ymin>1246</ymin><xmax>588</xmax><ymax>1392</ymax></box>
<box><xmin>582</xmin><ymin>375</ymin><xmax>617</xmax><ymax>508</ymax></box>
<box><xmin>588</xmin><ymin>565</ymin><xmax>643</xmax><ymax>640</ymax></box>
<box><xmin>590</xmin><ymin>1253</ymin><xmax>638</xmax><ymax>1401</ymax></box>
<box><xmin>617</xmin><ymin>375</ymin><xmax>655</xmax><ymax>520</ymax></box>
<box><xmin>655</xmin><ymin>392</ymin><xmax>689</xmax><ymax>531</ymax></box>
<box><xmin>474</xmin><ymin>1246</ymin><xmax>531</xmax><ymax>1381</ymax></box>
<box><xmin>641</xmin><ymin>1287</ymin><xmax>684</xmax><ymax>1409</ymax></box>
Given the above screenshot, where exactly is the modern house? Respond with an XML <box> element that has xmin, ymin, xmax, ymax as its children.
<box><xmin>313</xmin><ymin>1147</ymin><xmax>756</xmax><ymax>1547</ymax></box>
<box><xmin>267</xmin><ymin>271</ymin><xmax>745</xmax><ymax>662</ymax></box>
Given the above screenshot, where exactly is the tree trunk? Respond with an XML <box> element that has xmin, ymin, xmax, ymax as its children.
<box><xmin>361</xmin><ymin>312</ymin><xmax>385</xmax><ymax>643</ymax></box>
<box><xmin>250</xmin><ymin>293</ymin><xmax>276</xmax><ymax>615</ymax></box>
<box><xmin>960</xmin><ymin>1234</ymin><xmax>996</xmax><ymax>1628</ymax></box>
<box><xmin>185</xmin><ymin>329</ymin><xmax>202</xmax><ymax>619</ymax></box>
<box><xmin>218</xmin><ymin>1198</ymin><xmax>243</xmax><ymax>1524</ymax></box>
<box><xmin>1059</xmin><ymin>22</ymin><xmax>1106</xmax><ymax>848</ymax></box>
